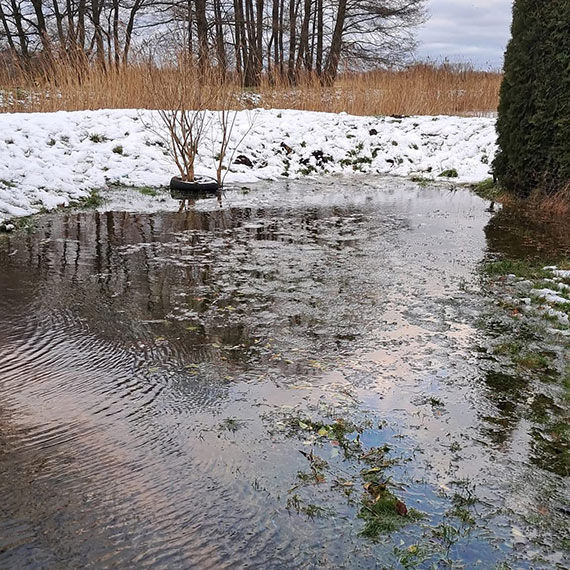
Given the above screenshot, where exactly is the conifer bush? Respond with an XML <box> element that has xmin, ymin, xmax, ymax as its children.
<box><xmin>494</xmin><ymin>0</ymin><xmax>570</xmax><ymax>197</ymax></box>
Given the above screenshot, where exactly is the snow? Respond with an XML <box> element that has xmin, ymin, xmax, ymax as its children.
<box><xmin>531</xmin><ymin>288</ymin><xmax>570</xmax><ymax>306</ymax></box>
<box><xmin>0</xmin><ymin>108</ymin><xmax>497</xmax><ymax>224</ymax></box>
<box><xmin>553</xmin><ymin>270</ymin><xmax>570</xmax><ymax>279</ymax></box>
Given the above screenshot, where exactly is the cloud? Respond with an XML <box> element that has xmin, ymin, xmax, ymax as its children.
<box><xmin>416</xmin><ymin>0</ymin><xmax>513</xmax><ymax>68</ymax></box>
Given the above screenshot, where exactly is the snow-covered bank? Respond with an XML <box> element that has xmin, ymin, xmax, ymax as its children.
<box><xmin>0</xmin><ymin>108</ymin><xmax>496</xmax><ymax>224</ymax></box>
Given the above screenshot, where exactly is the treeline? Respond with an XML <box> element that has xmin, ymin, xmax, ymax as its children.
<box><xmin>0</xmin><ymin>0</ymin><xmax>426</xmax><ymax>86</ymax></box>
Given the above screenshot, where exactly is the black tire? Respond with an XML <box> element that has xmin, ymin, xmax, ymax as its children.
<box><xmin>169</xmin><ymin>176</ymin><xmax>219</xmax><ymax>193</ymax></box>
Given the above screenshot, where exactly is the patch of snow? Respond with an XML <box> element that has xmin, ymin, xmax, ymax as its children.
<box><xmin>0</xmin><ymin>109</ymin><xmax>497</xmax><ymax>224</ymax></box>
<box><xmin>547</xmin><ymin>327</ymin><xmax>570</xmax><ymax>337</ymax></box>
<box><xmin>553</xmin><ymin>270</ymin><xmax>570</xmax><ymax>279</ymax></box>
<box><xmin>540</xmin><ymin>308</ymin><xmax>570</xmax><ymax>326</ymax></box>
<box><xmin>531</xmin><ymin>288</ymin><xmax>570</xmax><ymax>305</ymax></box>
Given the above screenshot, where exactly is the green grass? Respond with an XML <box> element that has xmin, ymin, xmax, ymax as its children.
<box><xmin>471</xmin><ymin>178</ymin><xmax>502</xmax><ymax>200</ymax></box>
<box><xmin>483</xmin><ymin>259</ymin><xmax>551</xmax><ymax>280</ymax></box>
<box><xmin>493</xmin><ymin>341</ymin><xmax>522</xmax><ymax>356</ymax></box>
<box><xmin>438</xmin><ymin>168</ymin><xmax>458</xmax><ymax>178</ymax></box>
<box><xmin>410</xmin><ymin>176</ymin><xmax>431</xmax><ymax>187</ymax></box>
<box><xmin>561</xmin><ymin>368</ymin><xmax>570</xmax><ymax>402</ymax></box>
<box><xmin>552</xmin><ymin>301</ymin><xmax>570</xmax><ymax>316</ymax></box>
<box><xmin>137</xmin><ymin>186</ymin><xmax>159</xmax><ymax>197</ymax></box>
<box><xmin>112</xmin><ymin>144</ymin><xmax>124</xmax><ymax>155</ymax></box>
<box><xmin>71</xmin><ymin>189</ymin><xmax>104</xmax><ymax>208</ymax></box>
<box><xmin>89</xmin><ymin>133</ymin><xmax>108</xmax><ymax>143</ymax></box>
<box><xmin>494</xmin><ymin>341</ymin><xmax>553</xmax><ymax>371</ymax></box>
<box><xmin>514</xmin><ymin>352</ymin><xmax>552</xmax><ymax>370</ymax></box>
<box><xmin>1</xmin><ymin>214</ymin><xmax>37</xmax><ymax>233</ymax></box>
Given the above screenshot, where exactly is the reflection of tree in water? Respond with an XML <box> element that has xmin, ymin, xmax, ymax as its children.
<box><xmin>485</xmin><ymin>205</ymin><xmax>570</xmax><ymax>260</ymax></box>
<box><xmin>528</xmin><ymin>394</ymin><xmax>570</xmax><ymax>478</ymax></box>
<box><xmin>479</xmin><ymin>207</ymin><xmax>570</xmax><ymax>477</ymax></box>
<box><xmin>1</xmin><ymin>202</ymin><xmax>394</xmax><ymax>380</ymax></box>
<box><xmin>480</xmin><ymin>370</ymin><xmax>529</xmax><ymax>450</ymax></box>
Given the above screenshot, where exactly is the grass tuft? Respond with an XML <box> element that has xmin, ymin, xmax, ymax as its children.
<box><xmin>483</xmin><ymin>259</ymin><xmax>551</xmax><ymax>280</ymax></box>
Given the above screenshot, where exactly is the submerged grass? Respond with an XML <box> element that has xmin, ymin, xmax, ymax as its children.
<box><xmin>359</xmin><ymin>492</ymin><xmax>424</xmax><ymax>538</ymax></box>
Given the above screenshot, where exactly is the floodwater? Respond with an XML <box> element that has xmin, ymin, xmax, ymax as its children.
<box><xmin>0</xmin><ymin>178</ymin><xmax>568</xmax><ymax>569</ymax></box>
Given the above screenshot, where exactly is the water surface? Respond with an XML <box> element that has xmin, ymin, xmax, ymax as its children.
<box><xmin>0</xmin><ymin>178</ymin><xmax>569</xmax><ymax>569</ymax></box>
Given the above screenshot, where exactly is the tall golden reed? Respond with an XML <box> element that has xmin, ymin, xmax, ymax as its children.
<box><xmin>0</xmin><ymin>58</ymin><xmax>501</xmax><ymax>116</ymax></box>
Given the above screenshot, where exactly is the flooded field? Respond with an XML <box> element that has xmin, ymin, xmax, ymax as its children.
<box><xmin>0</xmin><ymin>178</ymin><xmax>569</xmax><ymax>569</ymax></box>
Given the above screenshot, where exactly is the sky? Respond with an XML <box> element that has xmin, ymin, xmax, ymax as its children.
<box><xmin>416</xmin><ymin>0</ymin><xmax>513</xmax><ymax>69</ymax></box>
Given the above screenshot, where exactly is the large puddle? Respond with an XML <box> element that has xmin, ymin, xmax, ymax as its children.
<box><xmin>0</xmin><ymin>178</ymin><xmax>569</xmax><ymax>569</ymax></box>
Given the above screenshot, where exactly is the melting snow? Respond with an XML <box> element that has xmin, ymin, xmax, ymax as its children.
<box><xmin>0</xmin><ymin>108</ymin><xmax>497</xmax><ymax>224</ymax></box>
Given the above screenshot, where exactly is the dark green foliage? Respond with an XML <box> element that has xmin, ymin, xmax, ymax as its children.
<box><xmin>494</xmin><ymin>0</ymin><xmax>570</xmax><ymax>197</ymax></box>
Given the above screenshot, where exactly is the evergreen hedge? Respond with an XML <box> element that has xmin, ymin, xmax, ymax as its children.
<box><xmin>494</xmin><ymin>0</ymin><xmax>570</xmax><ymax>197</ymax></box>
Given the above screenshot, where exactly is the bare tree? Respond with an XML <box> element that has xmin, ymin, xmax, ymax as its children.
<box><xmin>0</xmin><ymin>0</ymin><xmax>426</xmax><ymax>86</ymax></box>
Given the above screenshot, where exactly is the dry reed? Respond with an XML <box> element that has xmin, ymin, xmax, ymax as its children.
<box><xmin>527</xmin><ymin>185</ymin><xmax>570</xmax><ymax>217</ymax></box>
<box><xmin>0</xmin><ymin>59</ymin><xmax>501</xmax><ymax>116</ymax></box>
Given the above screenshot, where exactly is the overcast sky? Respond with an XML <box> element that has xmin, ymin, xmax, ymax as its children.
<box><xmin>416</xmin><ymin>0</ymin><xmax>513</xmax><ymax>69</ymax></box>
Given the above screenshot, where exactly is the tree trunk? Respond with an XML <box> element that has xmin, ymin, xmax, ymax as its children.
<box><xmin>278</xmin><ymin>0</ymin><xmax>285</xmax><ymax>77</ymax></box>
<box><xmin>30</xmin><ymin>0</ymin><xmax>52</xmax><ymax>55</ymax></box>
<box><xmin>287</xmin><ymin>0</ymin><xmax>296</xmax><ymax>83</ymax></box>
<box><xmin>51</xmin><ymin>0</ymin><xmax>67</xmax><ymax>50</ymax></box>
<box><xmin>91</xmin><ymin>0</ymin><xmax>106</xmax><ymax>69</ymax></box>
<box><xmin>322</xmin><ymin>0</ymin><xmax>346</xmax><ymax>85</ymax></box>
<box><xmin>315</xmin><ymin>0</ymin><xmax>323</xmax><ymax>75</ymax></box>
<box><xmin>295</xmin><ymin>0</ymin><xmax>311</xmax><ymax>73</ymax></box>
<box><xmin>186</xmin><ymin>0</ymin><xmax>194</xmax><ymax>58</ymax></box>
<box><xmin>112</xmin><ymin>0</ymin><xmax>120</xmax><ymax>70</ymax></box>
<box><xmin>0</xmin><ymin>2</ymin><xmax>17</xmax><ymax>55</ymax></box>
<box><xmin>270</xmin><ymin>0</ymin><xmax>279</xmax><ymax>80</ymax></box>
<box><xmin>195</xmin><ymin>0</ymin><xmax>209</xmax><ymax>74</ymax></box>
<box><xmin>233</xmin><ymin>0</ymin><xmax>245</xmax><ymax>78</ymax></box>
<box><xmin>213</xmin><ymin>0</ymin><xmax>227</xmax><ymax>75</ymax></box>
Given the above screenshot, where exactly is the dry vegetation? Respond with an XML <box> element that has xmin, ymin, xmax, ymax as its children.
<box><xmin>527</xmin><ymin>185</ymin><xmax>570</xmax><ymax>217</ymax></box>
<box><xmin>0</xmin><ymin>59</ymin><xmax>501</xmax><ymax>116</ymax></box>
